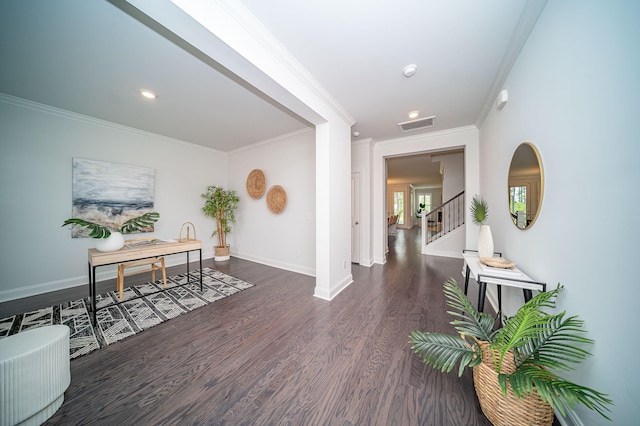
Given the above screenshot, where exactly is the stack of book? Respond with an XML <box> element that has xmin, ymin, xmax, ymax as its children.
<box><xmin>477</xmin><ymin>259</ymin><xmax>522</xmax><ymax>277</ymax></box>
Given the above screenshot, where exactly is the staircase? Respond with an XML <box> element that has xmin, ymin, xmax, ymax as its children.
<box><xmin>421</xmin><ymin>191</ymin><xmax>465</xmax><ymax>248</ymax></box>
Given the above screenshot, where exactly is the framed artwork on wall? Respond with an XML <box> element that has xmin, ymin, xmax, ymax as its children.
<box><xmin>71</xmin><ymin>158</ymin><xmax>155</xmax><ymax>238</ymax></box>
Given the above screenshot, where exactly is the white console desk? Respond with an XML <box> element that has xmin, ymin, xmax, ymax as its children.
<box><xmin>461</xmin><ymin>250</ymin><xmax>546</xmax><ymax>315</ymax></box>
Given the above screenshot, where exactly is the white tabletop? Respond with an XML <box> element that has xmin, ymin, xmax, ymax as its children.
<box><xmin>461</xmin><ymin>251</ymin><xmax>544</xmax><ymax>291</ymax></box>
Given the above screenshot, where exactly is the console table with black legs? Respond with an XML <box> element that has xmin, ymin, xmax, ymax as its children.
<box><xmin>87</xmin><ymin>240</ymin><xmax>203</xmax><ymax>326</ymax></box>
<box><xmin>461</xmin><ymin>249</ymin><xmax>546</xmax><ymax>317</ymax></box>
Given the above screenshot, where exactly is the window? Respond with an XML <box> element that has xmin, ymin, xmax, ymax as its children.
<box><xmin>418</xmin><ymin>193</ymin><xmax>432</xmax><ymax>214</ymax></box>
<box><xmin>510</xmin><ymin>186</ymin><xmax>527</xmax><ymax>217</ymax></box>
<box><xmin>393</xmin><ymin>191</ymin><xmax>405</xmax><ymax>225</ymax></box>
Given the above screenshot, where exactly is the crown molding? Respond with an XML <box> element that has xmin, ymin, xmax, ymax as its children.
<box><xmin>475</xmin><ymin>0</ymin><xmax>548</xmax><ymax>128</ymax></box>
<box><xmin>351</xmin><ymin>137</ymin><xmax>374</xmax><ymax>147</ymax></box>
<box><xmin>0</xmin><ymin>93</ymin><xmax>224</xmax><ymax>154</ymax></box>
<box><xmin>227</xmin><ymin>127</ymin><xmax>314</xmax><ymax>155</ymax></box>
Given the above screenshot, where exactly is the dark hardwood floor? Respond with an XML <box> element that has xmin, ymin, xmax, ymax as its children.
<box><xmin>5</xmin><ymin>228</ymin><xmax>497</xmax><ymax>425</ymax></box>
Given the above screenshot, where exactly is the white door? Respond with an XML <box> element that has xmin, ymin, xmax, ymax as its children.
<box><xmin>351</xmin><ymin>172</ymin><xmax>361</xmax><ymax>264</ymax></box>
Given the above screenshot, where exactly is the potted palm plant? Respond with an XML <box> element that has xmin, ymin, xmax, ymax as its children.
<box><xmin>409</xmin><ymin>279</ymin><xmax>612</xmax><ymax>426</ymax></box>
<box><xmin>470</xmin><ymin>195</ymin><xmax>494</xmax><ymax>258</ymax></box>
<box><xmin>201</xmin><ymin>185</ymin><xmax>239</xmax><ymax>261</ymax></box>
<box><xmin>62</xmin><ymin>212</ymin><xmax>160</xmax><ymax>252</ymax></box>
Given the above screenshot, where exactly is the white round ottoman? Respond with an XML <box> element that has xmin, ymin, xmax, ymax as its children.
<box><xmin>0</xmin><ymin>325</ymin><xmax>70</xmax><ymax>426</ymax></box>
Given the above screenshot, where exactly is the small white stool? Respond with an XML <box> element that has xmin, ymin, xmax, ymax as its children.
<box><xmin>0</xmin><ymin>325</ymin><xmax>70</xmax><ymax>426</ymax></box>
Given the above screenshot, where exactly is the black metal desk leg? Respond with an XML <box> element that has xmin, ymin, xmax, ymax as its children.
<box><xmin>186</xmin><ymin>251</ymin><xmax>190</xmax><ymax>283</ymax></box>
<box><xmin>464</xmin><ymin>265</ymin><xmax>471</xmax><ymax>295</ymax></box>
<box><xmin>199</xmin><ymin>249</ymin><xmax>203</xmax><ymax>291</ymax></box>
<box><xmin>523</xmin><ymin>289</ymin><xmax>533</xmax><ymax>302</ymax></box>
<box><xmin>478</xmin><ymin>281</ymin><xmax>486</xmax><ymax>312</ymax></box>
<box><xmin>91</xmin><ymin>265</ymin><xmax>97</xmax><ymax>326</ymax></box>
<box><xmin>497</xmin><ymin>285</ymin><xmax>502</xmax><ymax>317</ymax></box>
<box><xmin>88</xmin><ymin>262</ymin><xmax>93</xmax><ymax>303</ymax></box>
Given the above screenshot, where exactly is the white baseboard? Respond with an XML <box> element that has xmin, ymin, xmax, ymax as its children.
<box><xmin>373</xmin><ymin>255</ymin><xmax>386</xmax><ymax>265</ymax></box>
<box><xmin>358</xmin><ymin>257</ymin><xmax>375</xmax><ymax>267</ymax></box>
<box><xmin>230</xmin><ymin>252</ymin><xmax>315</xmax><ymax>277</ymax></box>
<box><xmin>314</xmin><ymin>274</ymin><xmax>353</xmax><ymax>301</ymax></box>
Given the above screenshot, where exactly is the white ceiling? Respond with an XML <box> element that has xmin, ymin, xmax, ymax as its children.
<box><xmin>0</xmin><ymin>0</ymin><xmax>544</xmax><ymax>186</ymax></box>
<box><xmin>387</xmin><ymin>154</ymin><xmax>443</xmax><ymax>187</ymax></box>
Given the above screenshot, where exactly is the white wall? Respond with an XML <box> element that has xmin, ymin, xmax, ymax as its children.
<box><xmin>434</xmin><ymin>152</ymin><xmax>464</xmax><ymax>201</ymax></box>
<box><xmin>479</xmin><ymin>1</ymin><xmax>640</xmax><ymax>424</ymax></box>
<box><xmin>227</xmin><ymin>129</ymin><xmax>316</xmax><ymax>276</ymax></box>
<box><xmin>0</xmin><ymin>95</ymin><xmax>227</xmax><ymax>302</ymax></box>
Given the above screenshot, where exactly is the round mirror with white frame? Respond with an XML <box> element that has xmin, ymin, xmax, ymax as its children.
<box><xmin>508</xmin><ymin>142</ymin><xmax>544</xmax><ymax>229</ymax></box>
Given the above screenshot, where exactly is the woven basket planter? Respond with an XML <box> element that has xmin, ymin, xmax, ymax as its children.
<box><xmin>473</xmin><ymin>342</ymin><xmax>554</xmax><ymax>426</ymax></box>
<box><xmin>214</xmin><ymin>245</ymin><xmax>230</xmax><ymax>261</ymax></box>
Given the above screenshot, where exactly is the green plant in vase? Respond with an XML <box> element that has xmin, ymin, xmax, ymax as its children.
<box><xmin>470</xmin><ymin>195</ymin><xmax>493</xmax><ymax>258</ymax></box>
<box><xmin>62</xmin><ymin>212</ymin><xmax>160</xmax><ymax>252</ymax></box>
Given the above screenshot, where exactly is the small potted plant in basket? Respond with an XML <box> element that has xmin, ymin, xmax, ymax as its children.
<box><xmin>409</xmin><ymin>279</ymin><xmax>612</xmax><ymax>426</ymax></box>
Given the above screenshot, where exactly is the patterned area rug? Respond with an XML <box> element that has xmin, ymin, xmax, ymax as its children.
<box><xmin>0</xmin><ymin>268</ymin><xmax>253</xmax><ymax>359</ymax></box>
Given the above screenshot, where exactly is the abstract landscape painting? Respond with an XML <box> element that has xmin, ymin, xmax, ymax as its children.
<box><xmin>71</xmin><ymin>158</ymin><xmax>155</xmax><ymax>238</ymax></box>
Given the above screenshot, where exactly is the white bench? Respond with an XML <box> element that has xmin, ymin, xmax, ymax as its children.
<box><xmin>0</xmin><ymin>325</ymin><xmax>70</xmax><ymax>426</ymax></box>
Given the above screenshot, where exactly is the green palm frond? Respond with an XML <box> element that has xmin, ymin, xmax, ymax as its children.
<box><xmin>119</xmin><ymin>212</ymin><xmax>160</xmax><ymax>234</ymax></box>
<box><xmin>443</xmin><ymin>279</ymin><xmax>495</xmax><ymax>342</ymax></box>
<box><xmin>409</xmin><ymin>331</ymin><xmax>482</xmax><ymax>376</ymax></box>
<box><xmin>491</xmin><ymin>285</ymin><xmax>564</xmax><ymax>372</ymax></box>
<box><xmin>62</xmin><ymin>218</ymin><xmax>111</xmax><ymax>238</ymax></box>
<box><xmin>515</xmin><ymin>312</ymin><xmax>593</xmax><ymax>371</ymax></box>
<box><xmin>503</xmin><ymin>366</ymin><xmax>612</xmax><ymax>420</ymax></box>
<box><xmin>470</xmin><ymin>195</ymin><xmax>489</xmax><ymax>226</ymax></box>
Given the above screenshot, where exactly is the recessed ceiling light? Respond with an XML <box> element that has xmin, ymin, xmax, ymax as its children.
<box><xmin>408</xmin><ymin>111</ymin><xmax>420</xmax><ymax>119</ymax></box>
<box><xmin>403</xmin><ymin>64</ymin><xmax>417</xmax><ymax>78</ymax></box>
<box><xmin>140</xmin><ymin>89</ymin><xmax>157</xmax><ymax>99</ymax></box>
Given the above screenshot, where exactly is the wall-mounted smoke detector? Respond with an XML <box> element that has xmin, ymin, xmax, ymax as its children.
<box><xmin>496</xmin><ymin>89</ymin><xmax>508</xmax><ymax>110</ymax></box>
<box><xmin>398</xmin><ymin>115</ymin><xmax>435</xmax><ymax>132</ymax></box>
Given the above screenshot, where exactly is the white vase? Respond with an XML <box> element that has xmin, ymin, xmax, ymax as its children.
<box><xmin>95</xmin><ymin>232</ymin><xmax>125</xmax><ymax>252</ymax></box>
<box><xmin>477</xmin><ymin>225</ymin><xmax>494</xmax><ymax>258</ymax></box>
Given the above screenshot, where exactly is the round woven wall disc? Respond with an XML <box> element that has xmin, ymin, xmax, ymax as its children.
<box><xmin>246</xmin><ymin>169</ymin><xmax>266</xmax><ymax>199</ymax></box>
<box><xmin>266</xmin><ymin>185</ymin><xmax>287</xmax><ymax>214</ymax></box>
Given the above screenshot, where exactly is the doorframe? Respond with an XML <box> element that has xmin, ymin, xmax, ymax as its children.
<box><xmin>351</xmin><ymin>171</ymin><xmax>361</xmax><ymax>264</ymax></box>
<box><xmin>371</xmin><ymin>127</ymin><xmax>481</xmax><ymax>264</ymax></box>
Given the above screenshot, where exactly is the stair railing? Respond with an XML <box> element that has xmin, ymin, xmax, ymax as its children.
<box><xmin>422</xmin><ymin>191</ymin><xmax>465</xmax><ymax>245</ymax></box>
